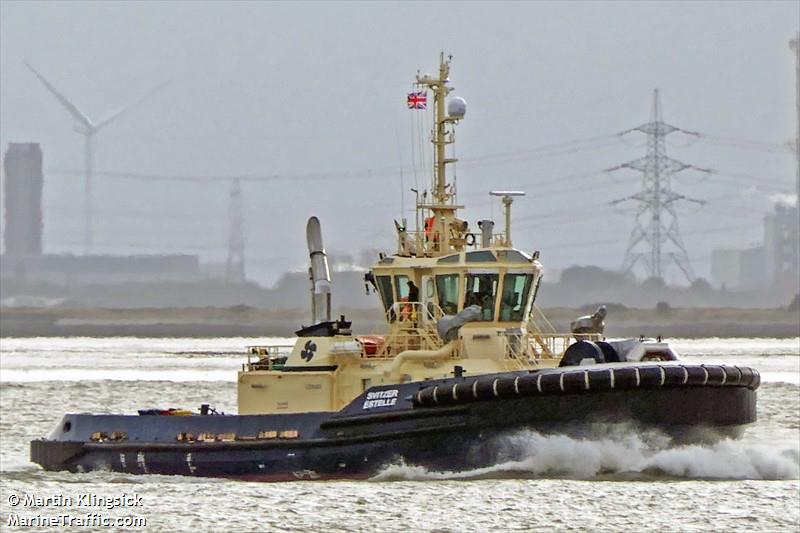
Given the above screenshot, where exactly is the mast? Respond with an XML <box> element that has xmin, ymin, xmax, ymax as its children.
<box><xmin>414</xmin><ymin>53</ymin><xmax>466</xmax><ymax>256</ymax></box>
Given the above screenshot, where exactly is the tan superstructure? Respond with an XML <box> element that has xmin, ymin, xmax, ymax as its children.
<box><xmin>238</xmin><ymin>54</ymin><xmax>590</xmax><ymax>415</ymax></box>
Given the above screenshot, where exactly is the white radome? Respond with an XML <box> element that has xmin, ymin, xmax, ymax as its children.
<box><xmin>448</xmin><ymin>96</ymin><xmax>467</xmax><ymax>119</ymax></box>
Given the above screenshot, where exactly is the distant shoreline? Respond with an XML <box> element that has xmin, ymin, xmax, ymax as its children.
<box><xmin>1</xmin><ymin>306</ymin><xmax>798</xmax><ymax>339</ymax></box>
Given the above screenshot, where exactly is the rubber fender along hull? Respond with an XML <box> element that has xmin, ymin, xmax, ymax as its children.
<box><xmin>414</xmin><ymin>363</ymin><xmax>759</xmax><ymax>408</ymax></box>
<box><xmin>30</xmin><ymin>365</ymin><xmax>757</xmax><ymax>480</ymax></box>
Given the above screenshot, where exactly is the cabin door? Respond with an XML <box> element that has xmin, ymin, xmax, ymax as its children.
<box><xmin>421</xmin><ymin>275</ymin><xmax>436</xmax><ymax>325</ymax></box>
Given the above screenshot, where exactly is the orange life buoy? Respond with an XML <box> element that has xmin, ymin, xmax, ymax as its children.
<box><xmin>424</xmin><ymin>216</ymin><xmax>440</xmax><ymax>243</ymax></box>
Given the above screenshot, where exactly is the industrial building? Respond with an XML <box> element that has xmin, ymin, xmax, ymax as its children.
<box><xmin>764</xmin><ymin>202</ymin><xmax>800</xmax><ymax>286</ymax></box>
<box><xmin>711</xmin><ymin>247</ymin><xmax>767</xmax><ymax>291</ymax></box>
<box><xmin>712</xmin><ymin>36</ymin><xmax>800</xmax><ymax>293</ymax></box>
<box><xmin>1</xmin><ymin>142</ymin><xmax>201</xmax><ymax>287</ymax></box>
<box><xmin>3</xmin><ymin>143</ymin><xmax>44</xmax><ymax>258</ymax></box>
<box><xmin>711</xmin><ymin>203</ymin><xmax>799</xmax><ymax>291</ymax></box>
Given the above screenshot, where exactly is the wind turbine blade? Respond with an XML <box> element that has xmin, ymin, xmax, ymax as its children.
<box><xmin>26</xmin><ymin>63</ymin><xmax>94</xmax><ymax>129</ymax></box>
<box><xmin>94</xmin><ymin>80</ymin><xmax>171</xmax><ymax>131</ymax></box>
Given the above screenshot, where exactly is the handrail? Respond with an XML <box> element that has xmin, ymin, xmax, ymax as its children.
<box><xmin>529</xmin><ymin>305</ymin><xmax>557</xmax><ymax>335</ymax></box>
<box><xmin>398</xmin><ymin>229</ymin><xmax>509</xmax><ymax>255</ymax></box>
<box><xmin>244</xmin><ymin>344</ymin><xmax>294</xmax><ymax>371</ymax></box>
<box><xmin>383</xmin><ymin>300</ymin><xmax>445</xmax><ymax>325</ymax></box>
<box><xmin>526</xmin><ymin>333</ymin><xmax>601</xmax><ymax>361</ymax></box>
<box><xmin>371</xmin><ymin>301</ymin><xmax>449</xmax><ymax>358</ymax></box>
<box><xmin>241</xmin><ymin>317</ymin><xmax>597</xmax><ymax>372</ymax></box>
<box><xmin>373</xmin><ymin>328</ymin><xmax>446</xmax><ymax>358</ymax></box>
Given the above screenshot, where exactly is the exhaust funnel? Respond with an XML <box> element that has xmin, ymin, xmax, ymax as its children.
<box><xmin>306</xmin><ymin>216</ymin><xmax>331</xmax><ymax>324</ymax></box>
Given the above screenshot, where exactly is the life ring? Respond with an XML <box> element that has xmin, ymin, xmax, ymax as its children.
<box><xmin>465</xmin><ymin>233</ymin><xmax>476</xmax><ymax>246</ymax></box>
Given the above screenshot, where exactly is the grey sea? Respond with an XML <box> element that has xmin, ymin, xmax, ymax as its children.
<box><xmin>1</xmin><ymin>337</ymin><xmax>798</xmax><ymax>532</ymax></box>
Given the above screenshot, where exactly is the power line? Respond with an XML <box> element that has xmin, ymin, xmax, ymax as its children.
<box><xmin>457</xmin><ymin>137</ymin><xmax>621</xmax><ymax>168</ymax></box>
<box><xmin>695</xmin><ymin>134</ymin><xmax>792</xmax><ymax>154</ymax></box>
<box><xmin>45</xmin><ymin>240</ymin><xmax>225</xmax><ymax>251</ymax></box>
<box><xmin>44</xmin><ymin>133</ymin><xmax>624</xmax><ymax>184</ymax></box>
<box><xmin>43</xmin><ymin>205</ymin><xmax>225</xmax><ymax>222</ymax></box>
<box><xmin>672</xmin><ymin>173</ymin><xmax>789</xmax><ymax>194</ymax></box>
<box><xmin>707</xmin><ymin>169</ymin><xmax>795</xmax><ymax>190</ymax></box>
<box><xmin>534</xmin><ymin>223</ymin><xmax>759</xmax><ymax>254</ymax></box>
<box><xmin>516</xmin><ymin>201</ymin><xmax>634</xmax><ymax>226</ymax></box>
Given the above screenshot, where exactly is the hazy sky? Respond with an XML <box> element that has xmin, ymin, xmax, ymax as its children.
<box><xmin>1</xmin><ymin>1</ymin><xmax>797</xmax><ymax>285</ymax></box>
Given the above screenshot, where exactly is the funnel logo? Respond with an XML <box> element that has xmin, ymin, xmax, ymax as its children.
<box><xmin>301</xmin><ymin>341</ymin><xmax>317</xmax><ymax>362</ymax></box>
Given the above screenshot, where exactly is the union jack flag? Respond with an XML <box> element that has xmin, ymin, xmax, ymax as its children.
<box><xmin>407</xmin><ymin>91</ymin><xmax>427</xmax><ymax>109</ymax></box>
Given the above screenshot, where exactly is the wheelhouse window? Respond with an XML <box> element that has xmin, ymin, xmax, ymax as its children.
<box><xmin>395</xmin><ymin>275</ymin><xmax>411</xmax><ymax>300</ymax></box>
<box><xmin>464</xmin><ymin>273</ymin><xmax>499</xmax><ymax>321</ymax></box>
<box><xmin>435</xmin><ymin>274</ymin><xmax>460</xmax><ymax>315</ymax></box>
<box><xmin>499</xmin><ymin>273</ymin><xmax>534</xmax><ymax>322</ymax></box>
<box><xmin>465</xmin><ymin>251</ymin><xmax>496</xmax><ymax>262</ymax></box>
<box><xmin>437</xmin><ymin>254</ymin><xmax>461</xmax><ymax>264</ymax></box>
<box><xmin>376</xmin><ymin>275</ymin><xmax>395</xmax><ymax>320</ymax></box>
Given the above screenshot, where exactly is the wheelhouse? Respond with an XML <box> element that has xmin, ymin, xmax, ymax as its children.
<box><xmin>370</xmin><ymin>248</ymin><xmax>543</xmax><ymax>327</ymax></box>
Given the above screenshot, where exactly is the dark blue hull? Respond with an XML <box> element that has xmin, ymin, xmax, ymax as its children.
<box><xmin>31</xmin><ymin>363</ymin><xmax>759</xmax><ymax>481</ymax></box>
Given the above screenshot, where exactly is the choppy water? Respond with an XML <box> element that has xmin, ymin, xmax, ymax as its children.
<box><xmin>1</xmin><ymin>337</ymin><xmax>798</xmax><ymax>532</ymax></box>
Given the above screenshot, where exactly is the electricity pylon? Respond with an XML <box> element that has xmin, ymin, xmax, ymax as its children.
<box><xmin>608</xmin><ymin>89</ymin><xmax>711</xmax><ymax>283</ymax></box>
<box><xmin>225</xmin><ymin>179</ymin><xmax>246</xmax><ymax>283</ymax></box>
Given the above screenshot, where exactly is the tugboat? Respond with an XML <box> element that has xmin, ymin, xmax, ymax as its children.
<box><xmin>31</xmin><ymin>55</ymin><xmax>759</xmax><ymax>481</ymax></box>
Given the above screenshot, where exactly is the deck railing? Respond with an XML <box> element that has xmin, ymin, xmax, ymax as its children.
<box><xmin>373</xmin><ymin>302</ymin><xmax>447</xmax><ymax>358</ymax></box>
<box><xmin>244</xmin><ymin>344</ymin><xmax>295</xmax><ymax>371</ymax></box>
<box><xmin>398</xmin><ymin>230</ymin><xmax>509</xmax><ymax>255</ymax></box>
<box><xmin>526</xmin><ymin>333</ymin><xmax>601</xmax><ymax>361</ymax></box>
<box><xmin>382</xmin><ymin>300</ymin><xmax>445</xmax><ymax>325</ymax></box>
<box><xmin>242</xmin><ymin>304</ymin><xmax>598</xmax><ymax>370</ymax></box>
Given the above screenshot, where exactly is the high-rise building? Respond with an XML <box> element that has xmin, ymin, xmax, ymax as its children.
<box><xmin>764</xmin><ymin>202</ymin><xmax>799</xmax><ymax>287</ymax></box>
<box><xmin>3</xmin><ymin>143</ymin><xmax>44</xmax><ymax>257</ymax></box>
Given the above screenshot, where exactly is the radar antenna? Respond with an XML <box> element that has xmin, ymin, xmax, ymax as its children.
<box><xmin>489</xmin><ymin>191</ymin><xmax>525</xmax><ymax>247</ymax></box>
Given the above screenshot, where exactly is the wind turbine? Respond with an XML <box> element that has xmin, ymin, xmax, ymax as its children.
<box><xmin>26</xmin><ymin>63</ymin><xmax>169</xmax><ymax>254</ymax></box>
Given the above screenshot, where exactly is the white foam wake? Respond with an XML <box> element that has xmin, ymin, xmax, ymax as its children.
<box><xmin>372</xmin><ymin>428</ymin><xmax>800</xmax><ymax>481</ymax></box>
